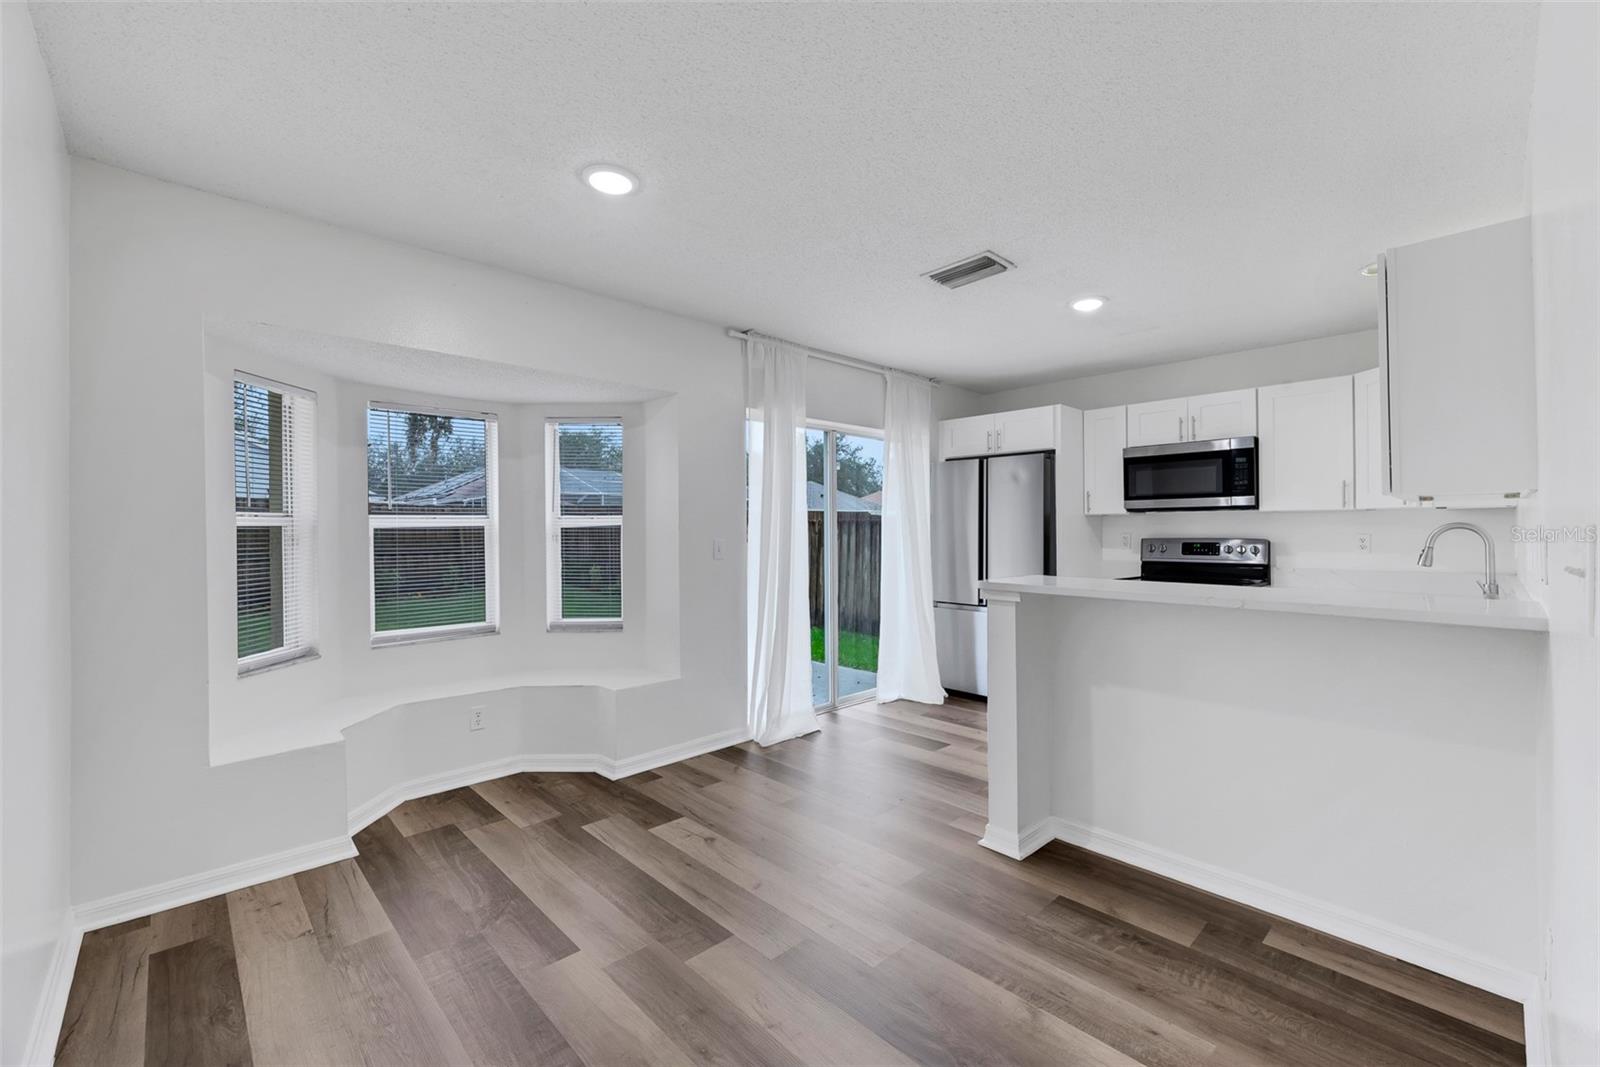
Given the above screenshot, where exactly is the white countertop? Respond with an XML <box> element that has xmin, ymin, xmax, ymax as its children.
<box><xmin>980</xmin><ymin>566</ymin><xmax>1549</xmax><ymax>632</ymax></box>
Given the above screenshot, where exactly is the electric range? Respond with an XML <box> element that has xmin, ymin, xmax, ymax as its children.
<box><xmin>1119</xmin><ymin>537</ymin><xmax>1271</xmax><ymax>586</ymax></box>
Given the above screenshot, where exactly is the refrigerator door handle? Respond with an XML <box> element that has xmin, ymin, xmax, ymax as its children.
<box><xmin>979</xmin><ymin>458</ymin><xmax>989</xmax><ymax>604</ymax></box>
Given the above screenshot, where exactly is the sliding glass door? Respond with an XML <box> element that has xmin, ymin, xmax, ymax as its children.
<box><xmin>807</xmin><ymin>426</ymin><xmax>884</xmax><ymax>708</ymax></box>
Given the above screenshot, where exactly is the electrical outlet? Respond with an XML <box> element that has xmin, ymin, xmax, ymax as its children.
<box><xmin>469</xmin><ymin>706</ymin><xmax>486</xmax><ymax>732</ymax></box>
<box><xmin>1356</xmin><ymin>533</ymin><xmax>1372</xmax><ymax>555</ymax></box>
<box><xmin>1119</xmin><ymin>532</ymin><xmax>1133</xmax><ymax>550</ymax></box>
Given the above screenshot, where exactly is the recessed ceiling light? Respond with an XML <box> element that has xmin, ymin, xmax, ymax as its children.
<box><xmin>1360</xmin><ymin>261</ymin><xmax>1380</xmax><ymax>277</ymax></box>
<box><xmin>582</xmin><ymin>164</ymin><xmax>638</xmax><ymax>196</ymax></box>
<box><xmin>1071</xmin><ymin>296</ymin><xmax>1106</xmax><ymax>313</ymax></box>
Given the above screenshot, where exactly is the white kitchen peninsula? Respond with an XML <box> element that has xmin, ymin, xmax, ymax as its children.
<box><xmin>977</xmin><ymin>572</ymin><xmax>1548</xmax><ymax>998</ymax></box>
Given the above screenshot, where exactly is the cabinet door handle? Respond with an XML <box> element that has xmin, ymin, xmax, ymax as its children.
<box><xmin>1085</xmin><ymin>490</ymin><xmax>1091</xmax><ymax>513</ymax></box>
<box><xmin>986</xmin><ymin>429</ymin><xmax>993</xmax><ymax>452</ymax></box>
<box><xmin>1341</xmin><ymin>479</ymin><xmax>1348</xmax><ymax>508</ymax></box>
<box><xmin>996</xmin><ymin>427</ymin><xmax>1002</xmax><ymax>451</ymax></box>
<box><xmin>1177</xmin><ymin>416</ymin><xmax>1184</xmax><ymax>441</ymax></box>
<box><xmin>1191</xmin><ymin>414</ymin><xmax>1197</xmax><ymax>440</ymax></box>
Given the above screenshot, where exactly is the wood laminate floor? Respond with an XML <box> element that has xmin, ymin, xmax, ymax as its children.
<box><xmin>57</xmin><ymin>697</ymin><xmax>1526</xmax><ymax>1066</ymax></box>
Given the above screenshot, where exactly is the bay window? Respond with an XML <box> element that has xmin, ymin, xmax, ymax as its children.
<box><xmin>234</xmin><ymin>375</ymin><xmax>317</xmax><ymax>672</ymax></box>
<box><xmin>367</xmin><ymin>404</ymin><xmax>499</xmax><ymax>643</ymax></box>
<box><xmin>547</xmin><ymin>419</ymin><xmax>623</xmax><ymax>629</ymax></box>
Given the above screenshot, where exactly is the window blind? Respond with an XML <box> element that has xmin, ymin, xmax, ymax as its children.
<box><xmin>368</xmin><ymin>404</ymin><xmax>499</xmax><ymax>641</ymax></box>
<box><xmin>234</xmin><ymin>376</ymin><xmax>317</xmax><ymax>671</ymax></box>
<box><xmin>548</xmin><ymin>419</ymin><xmax>623</xmax><ymax>626</ymax></box>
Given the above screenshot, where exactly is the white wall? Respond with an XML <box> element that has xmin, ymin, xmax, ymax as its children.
<box><xmin>69</xmin><ymin>160</ymin><xmax>747</xmax><ymax>905</ymax></box>
<box><xmin>1102</xmin><ymin>508</ymin><xmax>1519</xmax><ymax>576</ymax></box>
<box><xmin>0</xmin><ymin>6</ymin><xmax>74</xmax><ymax>1063</ymax></box>
<box><xmin>1519</xmin><ymin>3</ymin><xmax>1600</xmax><ymax>1061</ymax></box>
<box><xmin>973</xmin><ymin>330</ymin><xmax>1379</xmax><ymax>413</ymax></box>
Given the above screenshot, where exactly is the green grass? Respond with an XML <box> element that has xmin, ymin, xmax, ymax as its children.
<box><xmin>245</xmin><ymin>587</ymin><xmax>612</xmax><ymax>651</ymax></box>
<box><xmin>810</xmin><ymin>626</ymin><xmax>879</xmax><ymax>672</ymax></box>
<box><xmin>238</xmin><ymin>610</ymin><xmax>275</xmax><ymax>658</ymax></box>
<box><xmin>562</xmin><ymin>588</ymin><xmax>621</xmax><ymax>619</ymax></box>
<box><xmin>374</xmin><ymin>589</ymin><xmax>486</xmax><ymax>632</ymax></box>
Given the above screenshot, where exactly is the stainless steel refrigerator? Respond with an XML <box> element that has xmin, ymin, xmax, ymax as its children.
<box><xmin>932</xmin><ymin>452</ymin><xmax>1055</xmax><ymax>696</ymax></box>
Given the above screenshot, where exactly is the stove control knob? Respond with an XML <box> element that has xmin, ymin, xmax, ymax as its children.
<box><xmin>1159</xmin><ymin>544</ymin><xmax>1168</xmax><ymax>554</ymax></box>
<box><xmin>1223</xmin><ymin>544</ymin><xmax>1234</xmax><ymax>554</ymax></box>
<box><xmin>1250</xmin><ymin>545</ymin><xmax>1261</xmax><ymax>556</ymax></box>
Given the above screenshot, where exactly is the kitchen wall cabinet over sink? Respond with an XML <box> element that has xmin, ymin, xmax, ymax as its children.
<box><xmin>1380</xmin><ymin>217</ymin><xmax>1536</xmax><ymax>501</ymax></box>
<box><xmin>940</xmin><ymin>406</ymin><xmax>1055</xmax><ymax>459</ymax></box>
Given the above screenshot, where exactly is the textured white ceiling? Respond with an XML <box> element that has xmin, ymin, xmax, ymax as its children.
<box><xmin>32</xmin><ymin>2</ymin><xmax>1538</xmax><ymax>391</ymax></box>
<box><xmin>210</xmin><ymin>320</ymin><xmax>667</xmax><ymax>405</ymax></box>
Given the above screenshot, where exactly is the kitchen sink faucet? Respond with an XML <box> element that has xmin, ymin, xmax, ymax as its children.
<box><xmin>1417</xmin><ymin>522</ymin><xmax>1500</xmax><ymax>599</ymax></box>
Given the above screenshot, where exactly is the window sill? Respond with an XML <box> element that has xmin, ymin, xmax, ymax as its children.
<box><xmin>370</xmin><ymin>623</ymin><xmax>499</xmax><ymax>649</ymax></box>
<box><xmin>547</xmin><ymin>620</ymin><xmax>624</xmax><ymax>633</ymax></box>
<box><xmin>238</xmin><ymin>648</ymin><xmax>321</xmax><ymax>678</ymax></box>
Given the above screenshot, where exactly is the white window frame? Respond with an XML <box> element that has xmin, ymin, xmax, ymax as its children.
<box><xmin>546</xmin><ymin>417</ymin><xmax>624</xmax><ymax>632</ymax></box>
<box><xmin>234</xmin><ymin>372</ymin><xmax>318</xmax><ymax>675</ymax></box>
<box><xmin>368</xmin><ymin>401</ymin><xmax>500</xmax><ymax>647</ymax></box>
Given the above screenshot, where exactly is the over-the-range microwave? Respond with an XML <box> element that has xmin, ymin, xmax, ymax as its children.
<box><xmin>1122</xmin><ymin>436</ymin><xmax>1258</xmax><ymax>511</ymax></box>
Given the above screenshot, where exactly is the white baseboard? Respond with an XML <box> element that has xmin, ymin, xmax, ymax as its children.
<box><xmin>978</xmin><ymin>817</ymin><xmax>1055</xmax><ymax>861</ymax></box>
<box><xmin>21</xmin><ymin>916</ymin><xmax>82</xmax><ymax>1067</ymax></box>
<box><xmin>345</xmin><ymin>753</ymin><xmax>606</xmax><ymax>835</ymax></box>
<box><xmin>1043</xmin><ymin>816</ymin><xmax>1541</xmax><ymax>1008</ymax></box>
<box><xmin>43</xmin><ymin>725</ymin><xmax>748</xmax><ymax>1064</ymax></box>
<box><xmin>74</xmin><ymin>835</ymin><xmax>357</xmax><ymax>934</ymax></box>
<box><xmin>347</xmin><ymin>727</ymin><xmax>752</xmax><ymax>835</ymax></box>
<box><xmin>607</xmin><ymin>726</ymin><xmax>751</xmax><ymax>780</ymax></box>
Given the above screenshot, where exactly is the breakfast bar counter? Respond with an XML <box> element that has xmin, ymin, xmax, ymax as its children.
<box><xmin>972</xmin><ymin>570</ymin><xmax>1547</xmax><ymax>989</ymax></box>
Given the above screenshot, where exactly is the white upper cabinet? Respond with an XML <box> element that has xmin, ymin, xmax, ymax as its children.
<box><xmin>939</xmin><ymin>406</ymin><xmax>1058</xmax><ymax>460</ymax></box>
<box><xmin>1380</xmin><ymin>217</ymin><xmax>1536</xmax><ymax>501</ymax></box>
<box><xmin>941</xmin><ymin>414</ymin><xmax>995</xmax><ymax>460</ymax></box>
<box><xmin>1258</xmin><ymin>376</ymin><xmax>1355</xmax><ymax>512</ymax></box>
<box><xmin>1125</xmin><ymin>398</ymin><xmax>1190</xmax><ymax>447</ymax></box>
<box><xmin>993</xmin><ymin>406</ymin><xmax>1056</xmax><ymax>455</ymax></box>
<box><xmin>1187</xmin><ymin>388</ymin><xmax>1257</xmax><ymax>441</ymax></box>
<box><xmin>1127</xmin><ymin>389</ymin><xmax>1256</xmax><ymax>446</ymax></box>
<box><xmin>1082</xmin><ymin>406</ymin><xmax>1127</xmax><ymax>515</ymax></box>
<box><xmin>1353</xmin><ymin>369</ymin><xmax>1407</xmax><ymax>510</ymax></box>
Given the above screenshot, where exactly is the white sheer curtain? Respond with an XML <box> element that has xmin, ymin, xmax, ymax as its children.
<box><xmin>877</xmin><ymin>372</ymin><xmax>946</xmax><ymax>705</ymax></box>
<box><xmin>745</xmin><ymin>338</ymin><xmax>819</xmax><ymax>745</ymax></box>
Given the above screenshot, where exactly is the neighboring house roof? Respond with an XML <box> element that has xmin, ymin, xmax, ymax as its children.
<box><xmin>396</xmin><ymin>468</ymin><xmax>486</xmax><ymax>507</ymax></box>
<box><xmin>807</xmin><ymin>481</ymin><xmax>881</xmax><ymax>514</ymax></box>
<box><xmin>366</xmin><ymin>466</ymin><xmax>623</xmax><ymax>510</ymax></box>
<box><xmin>559</xmin><ymin>467</ymin><xmax>623</xmax><ymax>508</ymax></box>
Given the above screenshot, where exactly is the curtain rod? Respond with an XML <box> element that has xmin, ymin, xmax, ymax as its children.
<box><xmin>727</xmin><ymin>328</ymin><xmax>940</xmax><ymax>386</ymax></box>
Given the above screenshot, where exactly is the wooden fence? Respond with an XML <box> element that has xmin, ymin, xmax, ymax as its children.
<box><xmin>808</xmin><ymin>511</ymin><xmax>881</xmax><ymax>636</ymax></box>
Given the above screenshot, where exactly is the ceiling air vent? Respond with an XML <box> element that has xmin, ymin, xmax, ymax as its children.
<box><xmin>925</xmin><ymin>251</ymin><xmax>1015</xmax><ymax>290</ymax></box>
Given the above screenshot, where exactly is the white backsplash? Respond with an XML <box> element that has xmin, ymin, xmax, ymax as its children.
<box><xmin>1099</xmin><ymin>506</ymin><xmax>1519</xmax><ymax>575</ymax></box>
